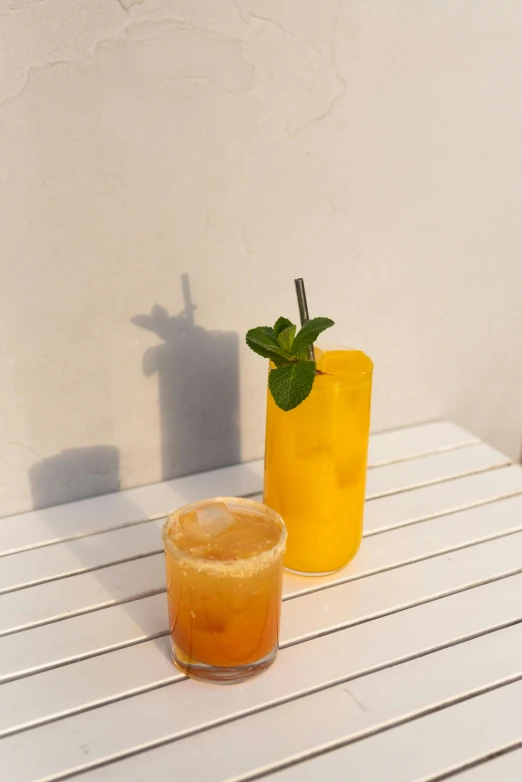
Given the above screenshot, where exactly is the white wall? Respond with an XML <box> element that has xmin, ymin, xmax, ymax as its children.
<box><xmin>1</xmin><ymin>0</ymin><xmax>522</xmax><ymax>515</ymax></box>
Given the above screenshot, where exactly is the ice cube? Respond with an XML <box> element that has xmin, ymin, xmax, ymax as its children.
<box><xmin>196</xmin><ymin>502</ymin><xmax>235</xmax><ymax>536</ymax></box>
<box><xmin>179</xmin><ymin>502</ymin><xmax>234</xmax><ymax>544</ymax></box>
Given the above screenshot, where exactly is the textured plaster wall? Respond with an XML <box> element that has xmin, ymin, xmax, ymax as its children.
<box><xmin>1</xmin><ymin>0</ymin><xmax>522</xmax><ymax>514</ymax></box>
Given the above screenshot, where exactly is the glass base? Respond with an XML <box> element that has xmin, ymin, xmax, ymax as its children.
<box><xmin>284</xmin><ymin>563</ymin><xmax>347</xmax><ymax>577</ymax></box>
<box><xmin>170</xmin><ymin>639</ymin><xmax>278</xmax><ymax>684</ymax></box>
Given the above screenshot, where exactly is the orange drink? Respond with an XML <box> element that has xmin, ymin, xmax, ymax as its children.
<box><xmin>163</xmin><ymin>497</ymin><xmax>286</xmax><ymax>683</ymax></box>
<box><xmin>264</xmin><ymin>346</ymin><xmax>372</xmax><ymax>574</ymax></box>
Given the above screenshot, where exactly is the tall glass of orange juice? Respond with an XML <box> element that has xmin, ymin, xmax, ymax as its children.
<box><xmin>264</xmin><ymin>345</ymin><xmax>372</xmax><ymax>575</ymax></box>
<box><xmin>163</xmin><ymin>497</ymin><xmax>286</xmax><ymax>683</ymax></box>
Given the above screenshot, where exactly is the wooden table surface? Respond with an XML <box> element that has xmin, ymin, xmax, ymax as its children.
<box><xmin>1</xmin><ymin>421</ymin><xmax>522</xmax><ymax>781</ymax></box>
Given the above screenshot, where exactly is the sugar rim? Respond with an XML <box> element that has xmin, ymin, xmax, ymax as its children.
<box><xmin>162</xmin><ymin>496</ymin><xmax>287</xmax><ymax>574</ymax></box>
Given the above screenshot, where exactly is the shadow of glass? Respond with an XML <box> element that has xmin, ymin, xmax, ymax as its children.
<box><xmin>132</xmin><ymin>273</ymin><xmax>241</xmax><ymax>480</ymax></box>
<box><xmin>24</xmin><ymin>441</ymin><xmax>164</xmax><ymax>654</ymax></box>
<box><xmin>29</xmin><ymin>446</ymin><xmax>121</xmax><ymax>509</ymax></box>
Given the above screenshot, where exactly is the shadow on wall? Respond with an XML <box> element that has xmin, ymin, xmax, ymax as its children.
<box><xmin>29</xmin><ymin>446</ymin><xmax>120</xmax><ymax>510</ymax></box>
<box><xmin>132</xmin><ymin>273</ymin><xmax>241</xmax><ymax>481</ymax></box>
<box><xmin>28</xmin><ymin>274</ymin><xmax>240</xmax><ymax>509</ymax></box>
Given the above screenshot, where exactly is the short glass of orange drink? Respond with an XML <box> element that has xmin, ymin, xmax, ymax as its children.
<box><xmin>163</xmin><ymin>497</ymin><xmax>286</xmax><ymax>683</ymax></box>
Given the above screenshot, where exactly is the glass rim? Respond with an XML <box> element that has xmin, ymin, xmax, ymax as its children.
<box><xmin>162</xmin><ymin>496</ymin><xmax>287</xmax><ymax>570</ymax></box>
<box><xmin>313</xmin><ymin>344</ymin><xmax>373</xmax><ymax>388</ymax></box>
<box><xmin>269</xmin><ymin>344</ymin><xmax>372</xmax><ymax>389</ymax></box>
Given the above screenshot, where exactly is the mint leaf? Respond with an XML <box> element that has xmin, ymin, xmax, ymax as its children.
<box><xmin>292</xmin><ymin>317</ymin><xmax>334</xmax><ymax>355</ymax></box>
<box><xmin>277</xmin><ymin>324</ymin><xmax>296</xmax><ymax>353</ymax></box>
<box><xmin>273</xmin><ymin>317</ymin><xmax>294</xmax><ymax>339</ymax></box>
<box><xmin>268</xmin><ymin>361</ymin><xmax>316</xmax><ymax>411</ymax></box>
<box><xmin>246</xmin><ymin>311</ymin><xmax>335</xmax><ymax>411</ymax></box>
<box><xmin>246</xmin><ymin>327</ymin><xmax>293</xmax><ymax>363</ymax></box>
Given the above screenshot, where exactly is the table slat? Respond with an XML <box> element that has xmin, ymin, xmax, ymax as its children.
<box><xmin>262</xmin><ymin>684</ymin><xmax>522</xmax><ymax>782</ymax></box>
<box><xmin>437</xmin><ymin>747</ymin><xmax>522</xmax><ymax>782</ymax></box>
<box><xmin>0</xmin><ymin>512</ymin><xmax>522</xmax><ymax>734</ymax></box>
<box><xmin>48</xmin><ymin>624</ymin><xmax>522</xmax><ymax>782</ymax></box>
<box><xmin>0</xmin><ymin>525</ymin><xmax>521</xmax><ymax>726</ymax></box>
<box><xmin>367</xmin><ymin>421</ymin><xmax>478</xmax><ymax>466</ymax></box>
<box><xmin>281</xmin><ymin>531</ymin><xmax>522</xmax><ymax>645</ymax></box>
<box><xmin>365</xmin><ymin>443</ymin><xmax>508</xmax><ymax>499</ymax></box>
<box><xmin>0</xmin><ymin>422</ymin><xmax>485</xmax><ymax>557</ymax></box>
<box><xmin>0</xmin><ymin>462</ymin><xmax>264</xmax><ymax>556</ymax></box>
<box><xmin>0</xmin><ymin>446</ymin><xmax>516</xmax><ymax>603</ymax></box>
<box><xmin>1</xmin><ymin>422</ymin><xmax>519</xmax><ymax>782</ymax></box>
<box><xmin>365</xmin><ymin>464</ymin><xmax>522</xmax><ymax>534</ymax></box>
<box><xmin>0</xmin><ymin>520</ymin><xmax>164</xmax><ymax>595</ymax></box>
<box><xmin>0</xmin><ymin>555</ymin><xmax>164</xmax><ymax>637</ymax></box>
<box><xmin>0</xmin><ymin>594</ymin><xmax>165</xmax><ymax>683</ymax></box>
<box><xmin>2</xmin><ymin>490</ymin><xmax>522</xmax><ymax>666</ymax></box>
<box><xmin>282</xmin><ymin>492</ymin><xmax>522</xmax><ymax>597</ymax></box>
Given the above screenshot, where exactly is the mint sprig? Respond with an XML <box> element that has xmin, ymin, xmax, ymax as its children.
<box><xmin>246</xmin><ymin>316</ymin><xmax>334</xmax><ymax>411</ymax></box>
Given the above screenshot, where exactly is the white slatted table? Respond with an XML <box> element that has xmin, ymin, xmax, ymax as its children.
<box><xmin>1</xmin><ymin>421</ymin><xmax>522</xmax><ymax>782</ymax></box>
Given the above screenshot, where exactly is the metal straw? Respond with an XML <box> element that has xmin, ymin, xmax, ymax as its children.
<box><xmin>294</xmin><ymin>278</ymin><xmax>315</xmax><ymax>361</ymax></box>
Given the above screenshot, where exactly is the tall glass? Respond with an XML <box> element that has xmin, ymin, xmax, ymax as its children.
<box><xmin>163</xmin><ymin>497</ymin><xmax>286</xmax><ymax>683</ymax></box>
<box><xmin>264</xmin><ymin>346</ymin><xmax>372</xmax><ymax>575</ymax></box>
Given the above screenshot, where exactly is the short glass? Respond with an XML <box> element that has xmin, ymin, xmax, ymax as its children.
<box><xmin>163</xmin><ymin>497</ymin><xmax>286</xmax><ymax>683</ymax></box>
<box><xmin>264</xmin><ymin>345</ymin><xmax>373</xmax><ymax>575</ymax></box>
